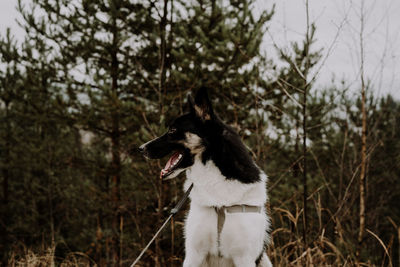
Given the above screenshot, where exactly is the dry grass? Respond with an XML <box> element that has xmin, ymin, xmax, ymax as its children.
<box><xmin>8</xmin><ymin>246</ymin><xmax>94</xmax><ymax>267</ymax></box>
<box><xmin>266</xmin><ymin>198</ymin><xmax>396</xmax><ymax>267</ymax></box>
<box><xmin>7</xmin><ymin>203</ymin><xmax>395</xmax><ymax>267</ymax></box>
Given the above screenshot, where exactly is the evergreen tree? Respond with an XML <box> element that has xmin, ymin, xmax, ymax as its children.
<box><xmin>16</xmin><ymin>0</ymin><xmax>163</xmax><ymax>264</ymax></box>
<box><xmin>267</xmin><ymin>23</ymin><xmax>322</xmax><ymax>246</ymax></box>
<box><xmin>2</xmin><ymin>0</ymin><xmax>399</xmax><ymax>266</ymax></box>
<box><xmin>0</xmin><ymin>29</ymin><xmax>22</xmax><ymax>260</ymax></box>
<box><xmin>0</xmin><ymin>25</ymin><xmax>87</xmax><ymax>263</ymax></box>
<box><xmin>170</xmin><ymin>0</ymin><xmax>273</xmax><ymax>126</ymax></box>
<box><xmin>15</xmin><ymin>0</ymin><xmax>275</xmax><ymax>265</ymax></box>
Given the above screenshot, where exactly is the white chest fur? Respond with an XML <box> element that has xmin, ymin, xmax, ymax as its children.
<box><xmin>184</xmin><ymin>158</ymin><xmax>267</xmax><ymax>207</ymax></box>
<box><xmin>183</xmin><ymin>158</ymin><xmax>272</xmax><ymax>267</ymax></box>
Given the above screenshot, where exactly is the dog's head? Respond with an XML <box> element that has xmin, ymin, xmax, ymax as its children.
<box><xmin>139</xmin><ymin>87</ymin><xmax>219</xmax><ymax>180</ymax></box>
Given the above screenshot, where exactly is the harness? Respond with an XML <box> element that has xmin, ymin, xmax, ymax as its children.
<box><xmin>214</xmin><ymin>204</ymin><xmax>262</xmax><ymax>256</ymax></box>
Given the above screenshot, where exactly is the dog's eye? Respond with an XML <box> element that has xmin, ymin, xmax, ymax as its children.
<box><xmin>168</xmin><ymin>127</ymin><xmax>177</xmax><ymax>134</ymax></box>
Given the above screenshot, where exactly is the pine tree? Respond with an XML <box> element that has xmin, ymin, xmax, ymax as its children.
<box><xmin>2</xmin><ymin>0</ymin><xmax>400</xmax><ymax>265</ymax></box>
<box><xmin>0</xmin><ymin>23</ymin><xmax>87</xmax><ymax>262</ymax></box>
<box><xmin>169</xmin><ymin>0</ymin><xmax>273</xmax><ymax>125</ymax></box>
<box><xmin>0</xmin><ymin>29</ymin><xmax>22</xmax><ymax>262</ymax></box>
<box><xmin>16</xmin><ymin>0</ymin><xmax>166</xmax><ymax>265</ymax></box>
<box><xmin>270</xmin><ymin>22</ymin><xmax>321</xmax><ymax>246</ymax></box>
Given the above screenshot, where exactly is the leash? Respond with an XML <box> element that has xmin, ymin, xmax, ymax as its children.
<box><xmin>130</xmin><ymin>183</ymin><xmax>194</xmax><ymax>267</ymax></box>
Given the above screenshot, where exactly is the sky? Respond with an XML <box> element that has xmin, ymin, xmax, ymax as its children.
<box><xmin>257</xmin><ymin>0</ymin><xmax>400</xmax><ymax>99</ymax></box>
<box><xmin>1</xmin><ymin>0</ymin><xmax>399</xmax><ymax>99</ymax></box>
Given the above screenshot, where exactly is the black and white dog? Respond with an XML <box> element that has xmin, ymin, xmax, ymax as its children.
<box><xmin>139</xmin><ymin>88</ymin><xmax>272</xmax><ymax>267</ymax></box>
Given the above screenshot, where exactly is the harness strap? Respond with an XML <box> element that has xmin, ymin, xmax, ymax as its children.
<box><xmin>215</xmin><ymin>207</ymin><xmax>225</xmax><ymax>256</ymax></box>
<box><xmin>214</xmin><ymin>204</ymin><xmax>262</xmax><ymax>256</ymax></box>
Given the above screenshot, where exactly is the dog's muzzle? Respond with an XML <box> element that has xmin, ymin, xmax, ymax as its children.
<box><xmin>138</xmin><ymin>144</ymin><xmax>145</xmax><ymax>153</ymax></box>
<box><xmin>138</xmin><ymin>141</ymin><xmax>151</xmax><ymax>157</ymax></box>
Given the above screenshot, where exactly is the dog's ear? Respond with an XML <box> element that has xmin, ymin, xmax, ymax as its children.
<box><xmin>190</xmin><ymin>87</ymin><xmax>214</xmax><ymax>121</ymax></box>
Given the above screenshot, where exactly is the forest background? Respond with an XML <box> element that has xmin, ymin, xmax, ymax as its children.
<box><xmin>0</xmin><ymin>0</ymin><xmax>399</xmax><ymax>266</ymax></box>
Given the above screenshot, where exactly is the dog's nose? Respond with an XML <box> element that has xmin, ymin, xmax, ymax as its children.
<box><xmin>138</xmin><ymin>144</ymin><xmax>146</xmax><ymax>153</ymax></box>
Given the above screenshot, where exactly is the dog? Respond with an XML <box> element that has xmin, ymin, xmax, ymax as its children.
<box><xmin>139</xmin><ymin>88</ymin><xmax>272</xmax><ymax>267</ymax></box>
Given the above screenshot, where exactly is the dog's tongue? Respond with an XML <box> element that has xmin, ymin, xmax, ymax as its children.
<box><xmin>160</xmin><ymin>151</ymin><xmax>182</xmax><ymax>179</ymax></box>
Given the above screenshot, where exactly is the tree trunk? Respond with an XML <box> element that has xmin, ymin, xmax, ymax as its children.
<box><xmin>357</xmin><ymin>62</ymin><xmax>367</xmax><ymax>262</ymax></box>
<box><xmin>2</xmin><ymin>104</ymin><xmax>10</xmax><ymax>205</ymax></box>
<box><xmin>155</xmin><ymin>1</ymin><xmax>169</xmax><ymax>265</ymax></box>
<box><xmin>111</xmin><ymin>15</ymin><xmax>121</xmax><ymax>266</ymax></box>
<box><xmin>356</xmin><ymin>2</ymin><xmax>367</xmax><ymax>262</ymax></box>
<box><xmin>111</xmin><ymin>124</ymin><xmax>121</xmax><ymax>266</ymax></box>
<box><xmin>302</xmin><ymin>0</ymin><xmax>310</xmax><ymax>248</ymax></box>
<box><xmin>1</xmin><ymin>104</ymin><xmax>10</xmax><ymax>266</ymax></box>
<box><xmin>302</xmin><ymin>80</ymin><xmax>308</xmax><ymax>247</ymax></box>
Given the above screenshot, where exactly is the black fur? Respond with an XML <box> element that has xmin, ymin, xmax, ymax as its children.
<box><xmin>140</xmin><ymin>87</ymin><xmax>260</xmax><ymax>184</ymax></box>
<box><xmin>255</xmin><ymin>252</ymin><xmax>263</xmax><ymax>266</ymax></box>
<box><xmin>201</xmin><ymin>119</ymin><xmax>261</xmax><ymax>184</ymax></box>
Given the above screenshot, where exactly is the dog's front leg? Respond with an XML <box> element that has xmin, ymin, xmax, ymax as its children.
<box><xmin>184</xmin><ymin>205</ymin><xmax>216</xmax><ymax>267</ymax></box>
<box><xmin>232</xmin><ymin>256</ymin><xmax>256</xmax><ymax>267</ymax></box>
<box><xmin>183</xmin><ymin>220</ymin><xmax>210</xmax><ymax>267</ymax></box>
<box><xmin>183</xmin><ymin>250</ymin><xmax>207</xmax><ymax>267</ymax></box>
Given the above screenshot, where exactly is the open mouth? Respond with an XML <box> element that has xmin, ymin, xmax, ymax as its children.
<box><xmin>160</xmin><ymin>151</ymin><xmax>184</xmax><ymax>179</ymax></box>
